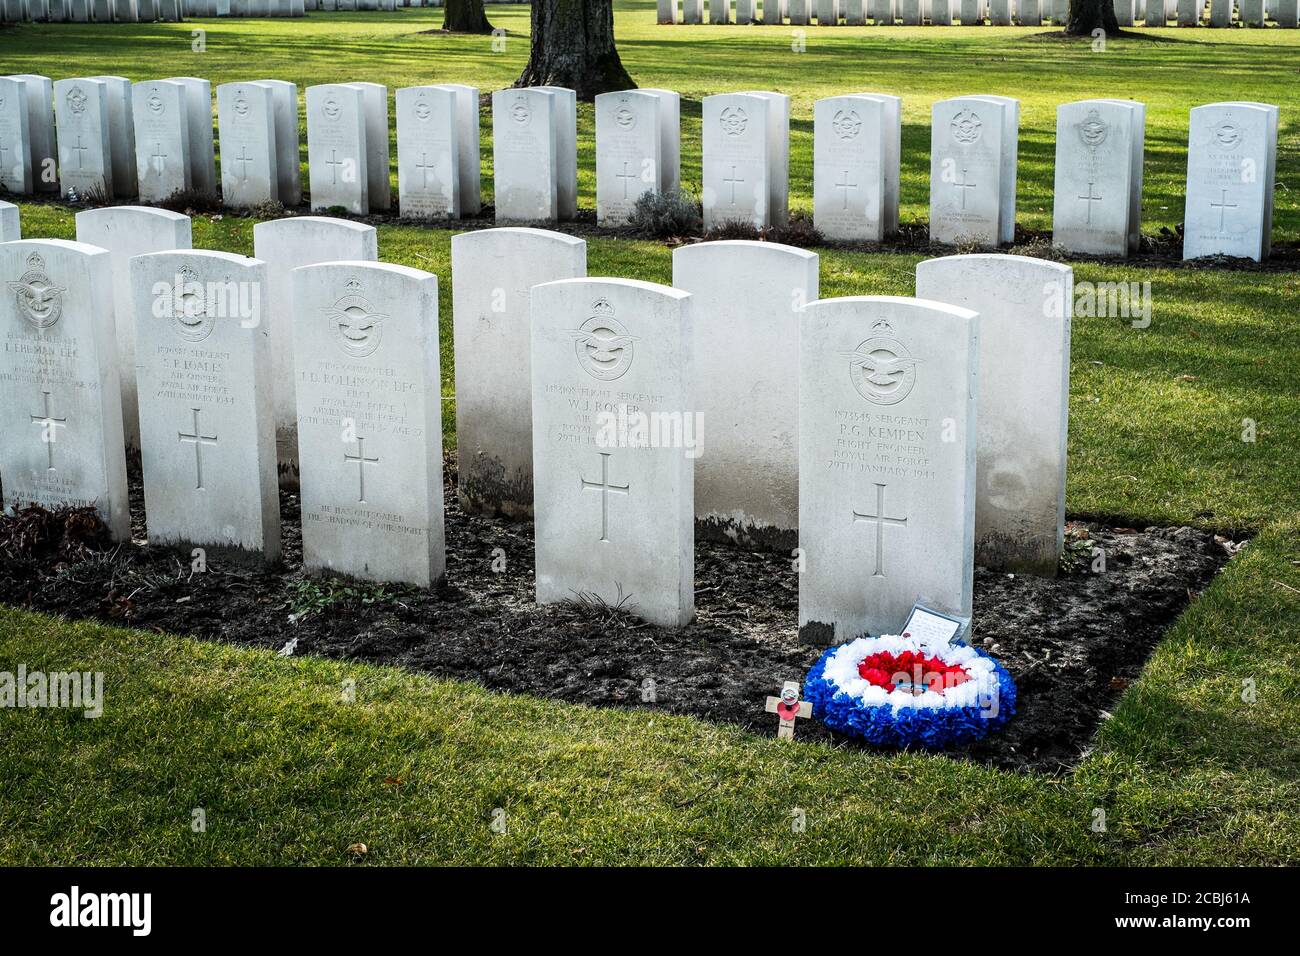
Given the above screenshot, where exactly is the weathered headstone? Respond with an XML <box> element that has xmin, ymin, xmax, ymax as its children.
<box><xmin>532</xmin><ymin>86</ymin><xmax>578</xmax><ymax>220</ymax></box>
<box><xmin>5</xmin><ymin>75</ymin><xmax>57</xmax><ymax>193</ymax></box>
<box><xmin>0</xmin><ymin>201</ymin><xmax>18</xmax><ymax>241</ymax></box>
<box><xmin>658</xmin><ymin>0</ymin><xmax>678</xmax><ymax>21</ymax></box>
<box><xmin>452</xmin><ymin>227</ymin><xmax>587</xmax><ymax>517</ymax></box>
<box><xmin>673</xmin><ymin>240</ymin><xmax>817</xmax><ymax>549</ymax></box>
<box><xmin>814</xmin><ymin>94</ymin><xmax>888</xmax><ymax>242</ymax></box>
<box><xmin>75</xmin><ymin>206</ymin><xmax>192</xmax><ymax>451</ymax></box>
<box><xmin>702</xmin><ymin>92</ymin><xmax>772</xmax><ymax>229</ymax></box>
<box><xmin>916</xmin><ymin>254</ymin><xmax>1071</xmax><ymax>575</ymax></box>
<box><xmin>743</xmin><ymin>90</ymin><xmax>790</xmax><ymax>226</ymax></box>
<box><xmin>432</xmin><ymin>82</ymin><xmax>481</xmax><ymax>215</ymax></box>
<box><xmin>130</xmin><ymin>250</ymin><xmax>280</xmax><ymax>562</ymax></box>
<box><xmin>930</xmin><ymin>95</ymin><xmax>1010</xmax><ymax>247</ymax></box>
<box><xmin>1183</xmin><ymin>101</ymin><xmax>1277</xmax><ymax>261</ymax></box>
<box><xmin>132</xmin><ymin>79</ymin><xmax>192</xmax><ymax>203</ymax></box>
<box><xmin>0</xmin><ymin>239</ymin><xmax>129</xmax><ymax>539</ymax></box>
<box><xmin>1209</xmin><ymin>0</ymin><xmax>1230</xmax><ymax>24</ymax></box>
<box><xmin>595</xmin><ymin>90</ymin><xmax>662</xmax><ymax>226</ymax></box>
<box><xmin>531</xmin><ymin>277</ymin><xmax>694</xmax><ymax>628</ymax></box>
<box><xmin>250</xmin><ymin>79</ymin><xmax>303</xmax><ymax>207</ymax></box>
<box><xmin>53</xmin><ymin>79</ymin><xmax>114</xmax><ymax>200</ymax></box>
<box><xmin>683</xmin><ymin>0</ymin><xmax>702</xmax><ymax>21</ymax></box>
<box><xmin>306</xmin><ymin>83</ymin><xmax>369</xmax><ymax>214</ymax></box>
<box><xmin>89</xmin><ymin>75</ymin><xmax>138</xmax><ymax>199</ymax></box>
<box><xmin>396</xmin><ymin>85</ymin><xmax>459</xmax><ymax>220</ymax></box>
<box><xmin>0</xmin><ymin>76</ymin><xmax>34</xmax><ymax>195</ymax></box>
<box><xmin>1177</xmin><ymin>0</ymin><xmax>1197</xmax><ymax>24</ymax></box>
<box><xmin>492</xmin><ymin>87</ymin><xmax>557</xmax><ymax>222</ymax></box>
<box><xmin>166</xmin><ymin>78</ymin><xmax>218</xmax><ymax>198</ymax></box>
<box><xmin>345</xmin><ymin>82</ymin><xmax>391</xmax><ymax>212</ymax></box>
<box><xmin>252</xmin><ymin>216</ymin><xmax>378</xmax><ymax>481</ymax></box>
<box><xmin>291</xmin><ymin>261</ymin><xmax>445</xmax><ymax>587</ymax></box>
<box><xmin>217</xmin><ymin>82</ymin><xmax>279</xmax><ymax>208</ymax></box>
<box><xmin>798</xmin><ymin>295</ymin><xmax>978</xmax><ymax>644</ymax></box>
<box><xmin>1052</xmin><ymin>99</ymin><xmax>1143</xmax><ymax>256</ymax></box>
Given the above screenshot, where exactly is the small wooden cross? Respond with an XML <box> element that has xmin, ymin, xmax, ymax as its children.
<box><xmin>765</xmin><ymin>680</ymin><xmax>812</xmax><ymax>741</ymax></box>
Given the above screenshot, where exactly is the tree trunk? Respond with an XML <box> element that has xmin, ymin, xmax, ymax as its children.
<box><xmin>1066</xmin><ymin>0</ymin><xmax>1120</xmax><ymax>34</ymax></box>
<box><xmin>443</xmin><ymin>0</ymin><xmax>494</xmax><ymax>34</ymax></box>
<box><xmin>516</xmin><ymin>0</ymin><xmax>635</xmax><ymax>101</ymax></box>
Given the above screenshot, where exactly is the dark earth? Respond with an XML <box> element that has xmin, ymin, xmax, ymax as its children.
<box><xmin>0</xmin><ymin>459</ymin><xmax>1236</xmax><ymax>775</ymax></box>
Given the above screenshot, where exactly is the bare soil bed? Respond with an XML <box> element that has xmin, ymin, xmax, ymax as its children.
<box><xmin>0</xmin><ymin>464</ymin><xmax>1235</xmax><ymax>774</ymax></box>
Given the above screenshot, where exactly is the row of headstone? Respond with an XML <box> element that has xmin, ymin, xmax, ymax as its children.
<box><xmin>656</xmin><ymin>0</ymin><xmax>1300</xmax><ymax>22</ymax></box>
<box><xmin>0</xmin><ymin>73</ymin><xmax>1280</xmax><ymax>262</ymax></box>
<box><xmin>449</xmin><ymin>227</ymin><xmax>1073</xmax><ymax>634</ymax></box>
<box><xmin>0</xmin><ymin>0</ymin><xmax>182</xmax><ymax>20</ymax></box>
<box><xmin>0</xmin><ymin>229</ymin><xmax>445</xmax><ymax>585</ymax></box>
<box><xmin>0</xmin><ymin>0</ymin><xmax>458</xmax><ymax>16</ymax></box>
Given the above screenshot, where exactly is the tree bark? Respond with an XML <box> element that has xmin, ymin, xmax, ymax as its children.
<box><xmin>1066</xmin><ymin>0</ymin><xmax>1120</xmax><ymax>34</ymax></box>
<box><xmin>516</xmin><ymin>0</ymin><xmax>635</xmax><ymax>101</ymax></box>
<box><xmin>443</xmin><ymin>0</ymin><xmax>494</xmax><ymax>34</ymax></box>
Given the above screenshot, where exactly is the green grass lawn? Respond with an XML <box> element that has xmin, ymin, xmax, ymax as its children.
<box><xmin>2</xmin><ymin>4</ymin><xmax>1299</xmax><ymax>234</ymax></box>
<box><xmin>2</xmin><ymin>8</ymin><xmax>1300</xmax><ymax>865</ymax></box>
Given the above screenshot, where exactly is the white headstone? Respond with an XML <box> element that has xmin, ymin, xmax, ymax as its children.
<box><xmin>451</xmin><ymin>227</ymin><xmax>587</xmax><ymax>516</ymax></box>
<box><xmin>742</xmin><ymin>90</ymin><xmax>790</xmax><ymax>226</ymax></box>
<box><xmin>658</xmin><ymin>0</ymin><xmax>678</xmax><ymax>21</ymax></box>
<box><xmin>641</xmin><ymin>88</ymin><xmax>682</xmax><ymax>195</ymax></box>
<box><xmin>930</xmin><ymin>95</ymin><xmax>1009</xmax><ymax>247</ymax></box>
<box><xmin>217</xmin><ymin>82</ymin><xmax>280</xmax><ymax>208</ymax></box>
<box><xmin>306</xmin><ymin>83</ymin><xmax>369</xmax><ymax>215</ymax></box>
<box><xmin>250</xmin><ymin>79</ymin><xmax>303</xmax><ymax>207</ymax></box>
<box><xmin>130</xmin><ymin>250</ymin><xmax>280</xmax><ymax>562</ymax></box>
<box><xmin>683</xmin><ymin>0</ymin><xmax>702</xmax><ymax>21</ymax></box>
<box><xmin>673</xmin><ymin>240</ymin><xmax>817</xmax><ymax>549</ymax></box>
<box><xmin>532</xmin><ymin>86</ymin><xmax>578</xmax><ymax>220</ymax></box>
<box><xmin>814</xmin><ymin>95</ymin><xmax>888</xmax><ymax>242</ymax></box>
<box><xmin>967</xmin><ymin>94</ymin><xmax>1019</xmax><ymax>245</ymax></box>
<box><xmin>916</xmin><ymin>254</ymin><xmax>1071</xmax><ymax>575</ymax></box>
<box><xmin>6</xmin><ymin>75</ymin><xmax>57</xmax><ymax>193</ymax></box>
<box><xmin>75</xmin><ymin>206</ymin><xmax>192</xmax><ymax>451</ymax></box>
<box><xmin>531</xmin><ymin>277</ymin><xmax>694</xmax><ymax>628</ymax></box>
<box><xmin>396</xmin><ymin>85</ymin><xmax>460</xmax><ymax>220</ymax></box>
<box><xmin>132</xmin><ymin>80</ymin><xmax>192</xmax><ymax>203</ymax></box>
<box><xmin>0</xmin><ymin>239</ymin><xmax>129</xmax><ymax>540</ymax></box>
<box><xmin>54</xmin><ymin>78</ymin><xmax>115</xmax><ymax>199</ymax></box>
<box><xmin>252</xmin><ymin>216</ymin><xmax>378</xmax><ymax>481</ymax></box>
<box><xmin>88</xmin><ymin>75</ymin><xmax>137</xmax><ymax>199</ymax></box>
<box><xmin>798</xmin><ymin>296</ymin><xmax>977</xmax><ymax>644</ymax></box>
<box><xmin>345</xmin><ymin>82</ymin><xmax>391</xmax><ymax>212</ymax></box>
<box><xmin>432</xmin><ymin>83</ymin><xmax>481</xmax><ymax>215</ymax></box>
<box><xmin>1052</xmin><ymin>99</ymin><xmax>1143</xmax><ymax>257</ymax></box>
<box><xmin>0</xmin><ymin>201</ymin><xmax>18</xmax><ymax>241</ymax></box>
<box><xmin>492</xmin><ymin>87</ymin><xmax>557</xmax><ymax>222</ymax></box>
<box><xmin>595</xmin><ymin>90</ymin><xmax>662</xmax><ymax>226</ymax></box>
<box><xmin>702</xmin><ymin>92</ymin><xmax>772</xmax><ymax>229</ymax></box>
<box><xmin>291</xmin><ymin>261</ymin><xmax>445</xmax><ymax>587</ymax></box>
<box><xmin>0</xmin><ymin>76</ymin><xmax>34</xmax><ymax>194</ymax></box>
<box><xmin>1183</xmin><ymin>102</ymin><xmax>1276</xmax><ymax>262</ymax></box>
<box><xmin>167</xmin><ymin>78</ymin><xmax>218</xmax><ymax>198</ymax></box>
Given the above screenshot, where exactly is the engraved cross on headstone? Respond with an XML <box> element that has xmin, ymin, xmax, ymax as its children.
<box><xmin>71</xmin><ymin>135</ymin><xmax>88</xmax><ymax>170</ymax></box>
<box><xmin>580</xmin><ymin>452</ymin><xmax>630</xmax><ymax>543</ymax></box>
<box><xmin>1077</xmin><ymin>181</ymin><xmax>1103</xmax><ymax>225</ymax></box>
<box><xmin>151</xmin><ymin>142</ymin><xmax>168</xmax><ymax>176</ymax></box>
<box><xmin>234</xmin><ymin>146</ymin><xmax>252</xmax><ymax>182</ymax></box>
<box><xmin>852</xmin><ymin>482</ymin><xmax>909</xmax><ymax>577</ymax></box>
<box><xmin>30</xmin><ymin>389</ymin><xmax>67</xmax><ymax>472</ymax></box>
<box><xmin>1211</xmin><ymin>187</ymin><xmax>1238</xmax><ymax>231</ymax></box>
<box><xmin>326</xmin><ymin>148</ymin><xmax>344</xmax><ymax>185</ymax></box>
<box><xmin>177</xmin><ymin>407</ymin><xmax>218</xmax><ymax>490</ymax></box>
<box><xmin>344</xmin><ymin>436</ymin><xmax>380</xmax><ymax>503</ymax></box>
<box><xmin>616</xmin><ymin>161</ymin><xmax>636</xmax><ymax>199</ymax></box>
<box><xmin>955</xmin><ymin>167</ymin><xmax>976</xmax><ymax>210</ymax></box>
<box><xmin>723</xmin><ymin>164</ymin><xmax>744</xmax><ymax>205</ymax></box>
<box><xmin>416</xmin><ymin>151</ymin><xmax>435</xmax><ymax>189</ymax></box>
<box><xmin>835</xmin><ymin>169</ymin><xmax>857</xmax><ymax>210</ymax></box>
